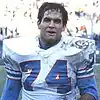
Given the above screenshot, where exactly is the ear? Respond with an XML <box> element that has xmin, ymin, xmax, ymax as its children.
<box><xmin>62</xmin><ymin>25</ymin><xmax>66</xmax><ymax>31</ymax></box>
<box><xmin>37</xmin><ymin>21</ymin><xmax>41</xmax><ymax>29</ymax></box>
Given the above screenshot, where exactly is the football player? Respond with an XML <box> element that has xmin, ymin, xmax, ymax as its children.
<box><xmin>1</xmin><ymin>2</ymin><xmax>98</xmax><ymax>100</ymax></box>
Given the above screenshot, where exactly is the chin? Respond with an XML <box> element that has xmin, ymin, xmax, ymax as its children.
<box><xmin>48</xmin><ymin>38</ymin><xmax>56</xmax><ymax>41</ymax></box>
<box><xmin>48</xmin><ymin>36</ymin><xmax>56</xmax><ymax>40</ymax></box>
<box><xmin>47</xmin><ymin>38</ymin><xmax>57</xmax><ymax>44</ymax></box>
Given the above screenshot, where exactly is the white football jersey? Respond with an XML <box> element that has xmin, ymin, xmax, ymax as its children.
<box><xmin>2</xmin><ymin>35</ymin><xmax>96</xmax><ymax>100</ymax></box>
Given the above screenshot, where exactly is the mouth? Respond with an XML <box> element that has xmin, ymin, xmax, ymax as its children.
<box><xmin>47</xmin><ymin>31</ymin><xmax>56</xmax><ymax>35</ymax></box>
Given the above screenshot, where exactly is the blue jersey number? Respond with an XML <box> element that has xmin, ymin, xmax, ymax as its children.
<box><xmin>20</xmin><ymin>60</ymin><xmax>71</xmax><ymax>93</ymax></box>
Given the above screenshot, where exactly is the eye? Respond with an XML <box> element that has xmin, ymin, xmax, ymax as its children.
<box><xmin>54</xmin><ymin>19</ymin><xmax>61</xmax><ymax>24</ymax></box>
<box><xmin>43</xmin><ymin>17</ymin><xmax>51</xmax><ymax>23</ymax></box>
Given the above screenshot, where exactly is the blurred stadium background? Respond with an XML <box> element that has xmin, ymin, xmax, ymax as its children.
<box><xmin>0</xmin><ymin>0</ymin><xmax>100</xmax><ymax>99</ymax></box>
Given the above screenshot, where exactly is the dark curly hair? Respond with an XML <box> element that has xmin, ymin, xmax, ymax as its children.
<box><xmin>37</xmin><ymin>2</ymin><xmax>68</xmax><ymax>26</ymax></box>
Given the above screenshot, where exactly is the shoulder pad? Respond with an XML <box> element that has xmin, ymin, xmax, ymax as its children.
<box><xmin>63</xmin><ymin>37</ymin><xmax>96</xmax><ymax>64</ymax></box>
<box><xmin>72</xmin><ymin>37</ymin><xmax>96</xmax><ymax>62</ymax></box>
<box><xmin>3</xmin><ymin>36</ymin><xmax>39</xmax><ymax>55</ymax></box>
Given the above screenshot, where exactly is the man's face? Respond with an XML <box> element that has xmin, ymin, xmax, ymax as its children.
<box><xmin>38</xmin><ymin>9</ymin><xmax>65</xmax><ymax>44</ymax></box>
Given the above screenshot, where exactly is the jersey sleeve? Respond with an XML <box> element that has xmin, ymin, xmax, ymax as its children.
<box><xmin>1</xmin><ymin>78</ymin><xmax>22</xmax><ymax>100</ymax></box>
<box><xmin>2</xmin><ymin>39</ymin><xmax>22</xmax><ymax>80</ymax></box>
<box><xmin>76</xmin><ymin>39</ymin><xmax>96</xmax><ymax>79</ymax></box>
<box><xmin>75</xmin><ymin>39</ymin><xmax>98</xmax><ymax>100</ymax></box>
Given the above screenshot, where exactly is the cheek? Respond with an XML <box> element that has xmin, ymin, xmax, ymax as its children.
<box><xmin>56</xmin><ymin>24</ymin><xmax>64</xmax><ymax>30</ymax></box>
<box><xmin>39</xmin><ymin>22</ymin><xmax>49</xmax><ymax>28</ymax></box>
<box><xmin>40</xmin><ymin>29</ymin><xmax>47</xmax><ymax>38</ymax></box>
<box><xmin>57</xmin><ymin>27</ymin><xmax>63</xmax><ymax>32</ymax></box>
<box><xmin>39</xmin><ymin>25</ymin><xmax>46</xmax><ymax>32</ymax></box>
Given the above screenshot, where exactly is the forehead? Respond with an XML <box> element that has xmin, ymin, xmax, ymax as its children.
<box><xmin>43</xmin><ymin>9</ymin><xmax>62</xmax><ymax>19</ymax></box>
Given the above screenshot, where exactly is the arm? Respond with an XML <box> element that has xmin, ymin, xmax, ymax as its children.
<box><xmin>1</xmin><ymin>39</ymin><xmax>22</xmax><ymax>100</ymax></box>
<box><xmin>79</xmin><ymin>93</ymin><xmax>96</xmax><ymax>100</ymax></box>
<box><xmin>1</xmin><ymin>78</ymin><xmax>22</xmax><ymax>100</ymax></box>
<box><xmin>77</xmin><ymin>57</ymin><xmax>98</xmax><ymax>100</ymax></box>
<box><xmin>74</xmin><ymin>38</ymin><xmax>98</xmax><ymax>100</ymax></box>
<box><xmin>77</xmin><ymin>76</ymin><xmax>98</xmax><ymax>100</ymax></box>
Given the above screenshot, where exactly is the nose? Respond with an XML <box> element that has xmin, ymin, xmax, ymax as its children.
<box><xmin>49</xmin><ymin>20</ymin><xmax>55</xmax><ymax>28</ymax></box>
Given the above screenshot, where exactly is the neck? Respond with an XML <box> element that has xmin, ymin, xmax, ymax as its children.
<box><xmin>39</xmin><ymin>37</ymin><xmax>61</xmax><ymax>49</ymax></box>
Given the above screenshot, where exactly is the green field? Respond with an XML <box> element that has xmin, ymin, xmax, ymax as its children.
<box><xmin>0</xmin><ymin>66</ymin><xmax>6</xmax><ymax>97</ymax></box>
<box><xmin>0</xmin><ymin>64</ymin><xmax>100</xmax><ymax>99</ymax></box>
<box><xmin>94</xmin><ymin>64</ymin><xmax>100</xmax><ymax>99</ymax></box>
